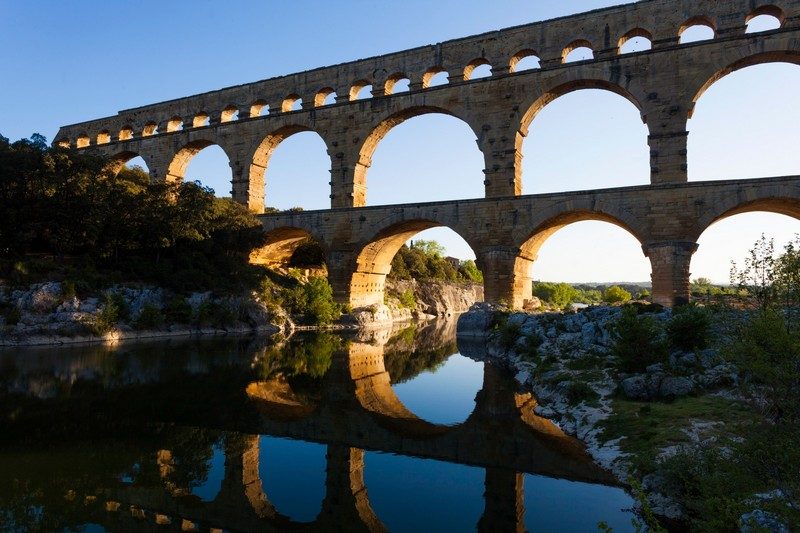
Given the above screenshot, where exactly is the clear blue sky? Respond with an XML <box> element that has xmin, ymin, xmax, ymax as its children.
<box><xmin>1</xmin><ymin>1</ymin><xmax>797</xmax><ymax>284</ymax></box>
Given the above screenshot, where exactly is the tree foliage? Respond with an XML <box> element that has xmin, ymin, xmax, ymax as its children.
<box><xmin>388</xmin><ymin>242</ymin><xmax>482</xmax><ymax>284</ymax></box>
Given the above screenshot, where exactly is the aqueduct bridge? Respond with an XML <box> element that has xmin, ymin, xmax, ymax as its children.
<box><xmin>56</xmin><ymin>0</ymin><xmax>800</xmax><ymax>307</ymax></box>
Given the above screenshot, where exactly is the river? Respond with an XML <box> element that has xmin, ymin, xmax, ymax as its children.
<box><xmin>0</xmin><ymin>319</ymin><xmax>635</xmax><ymax>532</ymax></box>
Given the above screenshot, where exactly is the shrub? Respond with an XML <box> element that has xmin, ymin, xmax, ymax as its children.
<box><xmin>164</xmin><ymin>297</ymin><xmax>193</xmax><ymax>324</ymax></box>
<box><xmin>603</xmin><ymin>285</ymin><xmax>632</xmax><ymax>304</ymax></box>
<box><xmin>282</xmin><ymin>277</ymin><xmax>340</xmax><ymax>325</ymax></box>
<box><xmin>94</xmin><ymin>291</ymin><xmax>130</xmax><ymax>333</ymax></box>
<box><xmin>398</xmin><ymin>289</ymin><xmax>416</xmax><ymax>309</ymax></box>
<box><xmin>3</xmin><ymin>306</ymin><xmax>20</xmax><ymax>326</ymax></box>
<box><xmin>667</xmin><ymin>304</ymin><xmax>711</xmax><ymax>351</ymax></box>
<box><xmin>564</xmin><ymin>381</ymin><xmax>600</xmax><ymax>406</ymax></box>
<box><xmin>611</xmin><ymin>306</ymin><xmax>668</xmax><ymax>372</ymax></box>
<box><xmin>195</xmin><ymin>300</ymin><xmax>237</xmax><ymax>328</ymax></box>
<box><xmin>134</xmin><ymin>303</ymin><xmax>164</xmax><ymax>330</ymax></box>
<box><xmin>497</xmin><ymin>321</ymin><xmax>522</xmax><ymax>349</ymax></box>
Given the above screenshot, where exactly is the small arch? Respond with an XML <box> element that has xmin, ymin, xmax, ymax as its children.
<box><xmin>251</xmin><ymin>226</ymin><xmax>328</xmax><ymax>267</ymax></box>
<box><xmin>166</xmin><ymin>139</ymin><xmax>232</xmax><ymax>185</ymax></box>
<box><xmin>96</xmin><ymin>130</ymin><xmax>111</xmax><ymax>145</ymax></box>
<box><xmin>251</xmin><ymin>100</ymin><xmax>269</xmax><ymax>117</ymax></box>
<box><xmin>221</xmin><ymin>105</ymin><xmax>239</xmax><ymax>123</ymax></box>
<box><xmin>464</xmin><ymin>58</ymin><xmax>492</xmax><ymax>80</ymax></box>
<box><xmin>385</xmin><ymin>73</ymin><xmax>410</xmax><ymax>95</ymax></box>
<box><xmin>282</xmin><ymin>95</ymin><xmax>302</xmax><ymax>113</ymax></box>
<box><xmin>118</xmin><ymin>126</ymin><xmax>133</xmax><ymax>141</ymax></box>
<box><xmin>562</xmin><ymin>40</ymin><xmax>594</xmax><ymax>63</ymax></box>
<box><xmin>193</xmin><ymin>113</ymin><xmax>210</xmax><ymax>128</ymax></box>
<box><xmin>510</xmin><ymin>49</ymin><xmax>540</xmax><ymax>72</ymax></box>
<box><xmin>167</xmin><ymin>117</ymin><xmax>184</xmax><ymax>132</ymax></box>
<box><xmin>422</xmin><ymin>68</ymin><xmax>449</xmax><ymax>88</ymax></box>
<box><xmin>746</xmin><ymin>6</ymin><xmax>784</xmax><ymax>33</ymax></box>
<box><xmin>107</xmin><ymin>151</ymin><xmax>148</xmax><ymax>177</ymax></box>
<box><xmin>618</xmin><ymin>28</ymin><xmax>653</xmax><ymax>54</ymax></box>
<box><xmin>679</xmin><ymin>16</ymin><xmax>716</xmax><ymax>44</ymax></box>
<box><xmin>143</xmin><ymin>122</ymin><xmax>158</xmax><ymax>136</ymax></box>
<box><xmin>350</xmin><ymin>80</ymin><xmax>373</xmax><ymax>101</ymax></box>
<box><xmin>76</xmin><ymin>134</ymin><xmax>90</xmax><ymax>148</ymax></box>
<box><xmin>56</xmin><ymin>139</ymin><xmax>70</xmax><ymax>148</ymax></box>
<box><xmin>314</xmin><ymin>87</ymin><xmax>337</xmax><ymax>107</ymax></box>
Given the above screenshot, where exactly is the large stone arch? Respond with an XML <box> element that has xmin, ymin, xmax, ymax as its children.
<box><xmin>166</xmin><ymin>139</ymin><xmax>237</xmax><ymax>185</ymax></box>
<box><xmin>248</xmin><ymin>125</ymin><xmax>333</xmax><ymax>213</ymax></box>
<box><xmin>349</xmin><ymin>218</ymin><xmax>480</xmax><ymax>308</ymax></box>
<box><xmin>515</xmin><ymin>78</ymin><xmax>649</xmax><ymax>193</ymax></box>
<box><xmin>250</xmin><ymin>225</ymin><xmax>330</xmax><ymax>268</ymax></box>
<box><xmin>509</xmin><ymin>208</ymin><xmax>648</xmax><ymax>309</ymax></box>
<box><xmin>353</xmin><ymin>106</ymin><xmax>484</xmax><ymax>207</ymax></box>
<box><xmin>694</xmin><ymin>195</ymin><xmax>800</xmax><ymax>242</ymax></box>
<box><xmin>106</xmin><ymin>150</ymin><xmax>146</xmax><ymax>177</ymax></box>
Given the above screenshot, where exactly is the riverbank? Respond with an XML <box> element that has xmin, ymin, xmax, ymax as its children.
<box><xmin>457</xmin><ymin>303</ymin><xmax>794</xmax><ymax>530</ymax></box>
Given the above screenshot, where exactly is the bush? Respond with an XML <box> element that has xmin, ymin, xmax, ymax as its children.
<box><xmin>667</xmin><ymin>304</ymin><xmax>711</xmax><ymax>351</ymax></box>
<box><xmin>134</xmin><ymin>303</ymin><xmax>164</xmax><ymax>330</ymax></box>
<box><xmin>611</xmin><ymin>306</ymin><xmax>668</xmax><ymax>372</ymax></box>
<box><xmin>93</xmin><ymin>291</ymin><xmax>130</xmax><ymax>333</ymax></box>
<box><xmin>398</xmin><ymin>289</ymin><xmax>416</xmax><ymax>309</ymax></box>
<box><xmin>282</xmin><ymin>277</ymin><xmax>340</xmax><ymax>325</ymax></box>
<box><xmin>3</xmin><ymin>306</ymin><xmax>20</xmax><ymax>326</ymax></box>
<box><xmin>164</xmin><ymin>297</ymin><xmax>193</xmax><ymax>324</ymax></box>
<box><xmin>195</xmin><ymin>300</ymin><xmax>237</xmax><ymax>328</ymax></box>
<box><xmin>603</xmin><ymin>285</ymin><xmax>632</xmax><ymax>304</ymax></box>
<box><xmin>564</xmin><ymin>380</ymin><xmax>600</xmax><ymax>406</ymax></box>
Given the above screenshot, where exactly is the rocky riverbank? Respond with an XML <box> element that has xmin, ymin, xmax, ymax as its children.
<box><xmin>457</xmin><ymin>303</ymin><xmax>771</xmax><ymax>527</ymax></box>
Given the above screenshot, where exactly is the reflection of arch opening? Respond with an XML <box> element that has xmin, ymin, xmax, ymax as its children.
<box><xmin>350</xmin><ymin>80</ymin><xmax>373</xmax><ymax>100</ymax></box>
<box><xmin>689</xmin><ymin>60</ymin><xmax>800</xmax><ymax>181</ymax></box>
<box><xmin>693</xmin><ymin>206</ymin><xmax>800</xmax><ymax>285</ymax></box>
<box><xmin>510</xmin><ymin>49</ymin><xmax>540</xmax><ymax>72</ymax></box>
<box><xmin>350</xmin><ymin>220</ymin><xmax>479</xmax><ymax>308</ymax></box>
<box><xmin>385</xmin><ymin>73</ymin><xmax>410</xmax><ymax>94</ymax></box>
<box><xmin>464</xmin><ymin>58</ymin><xmax>492</xmax><ymax>80</ymax></box>
<box><xmin>251</xmin><ymin>126</ymin><xmax>331</xmax><ymax>212</ymax></box>
<box><xmin>314</xmin><ymin>87</ymin><xmax>337</xmax><ymax>107</ymax></box>
<box><xmin>423</xmin><ymin>68</ymin><xmax>448</xmax><ymax>88</ymax></box>
<box><xmin>618</xmin><ymin>29</ymin><xmax>653</xmax><ymax>54</ymax></box>
<box><xmin>746</xmin><ymin>6</ymin><xmax>784</xmax><ymax>33</ymax></box>
<box><xmin>562</xmin><ymin>40</ymin><xmax>594</xmax><ymax>63</ymax></box>
<box><xmin>356</xmin><ymin>107</ymin><xmax>484</xmax><ymax>206</ymax></box>
<box><xmin>519</xmin><ymin>82</ymin><xmax>648</xmax><ymax>194</ymax></box>
<box><xmin>679</xmin><ymin>17</ymin><xmax>716</xmax><ymax>43</ymax></box>
<box><xmin>511</xmin><ymin>214</ymin><xmax>647</xmax><ymax>308</ymax></box>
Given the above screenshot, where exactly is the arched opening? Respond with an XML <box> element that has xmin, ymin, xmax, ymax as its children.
<box><xmin>143</xmin><ymin>122</ymin><xmax>158</xmax><ymax>136</ymax></box>
<box><xmin>282</xmin><ymin>95</ymin><xmax>302</xmax><ymax>112</ymax></box>
<box><xmin>510</xmin><ymin>49</ymin><xmax>540</xmax><ymax>72</ymax></box>
<box><xmin>314</xmin><ymin>87</ymin><xmax>337</xmax><ymax>107</ymax></box>
<box><xmin>385</xmin><ymin>73</ymin><xmax>410</xmax><ymax>94</ymax></box>
<box><xmin>96</xmin><ymin>131</ymin><xmax>110</xmax><ymax>145</ymax></box>
<box><xmin>679</xmin><ymin>17</ymin><xmax>716</xmax><ymax>43</ymax></box>
<box><xmin>513</xmin><ymin>214</ymin><xmax>649</xmax><ymax>309</ymax></box>
<box><xmin>118</xmin><ymin>126</ymin><xmax>133</xmax><ymax>141</ymax></box>
<box><xmin>350</xmin><ymin>221</ymin><xmax>482</xmax><ymax>309</ymax></box>
<box><xmin>350</xmin><ymin>80</ymin><xmax>373</xmax><ymax>100</ymax></box>
<box><xmin>693</xmin><ymin>208</ymin><xmax>800</xmax><ymax>300</ymax></box>
<box><xmin>464</xmin><ymin>59</ymin><xmax>492</xmax><ymax>80</ymax></box>
<box><xmin>167</xmin><ymin>117</ymin><xmax>184</xmax><ymax>132</ymax></box>
<box><xmin>746</xmin><ymin>6</ymin><xmax>784</xmax><ymax>33</ymax></box>
<box><xmin>221</xmin><ymin>105</ymin><xmax>239</xmax><ymax>122</ymax></box>
<box><xmin>251</xmin><ymin>227</ymin><xmax>327</xmax><ymax>273</ymax></box>
<box><xmin>258</xmin><ymin>435</ymin><xmax>326</xmax><ymax>523</ymax></box>
<box><xmin>520</xmin><ymin>84</ymin><xmax>648</xmax><ymax>194</ymax></box>
<box><xmin>76</xmin><ymin>134</ymin><xmax>90</xmax><ymax>148</ymax></box>
<box><xmin>193</xmin><ymin>113</ymin><xmax>210</xmax><ymax>128</ymax></box>
<box><xmin>167</xmin><ymin>140</ymin><xmax>233</xmax><ymax>197</ymax></box>
<box><xmin>57</xmin><ymin>139</ymin><xmax>70</xmax><ymax>148</ymax></box>
<box><xmin>251</xmin><ymin>127</ymin><xmax>331</xmax><ymax>212</ymax></box>
<box><xmin>562</xmin><ymin>40</ymin><xmax>594</xmax><ymax>63</ymax></box>
<box><xmin>357</xmin><ymin>108</ymin><xmax>484</xmax><ymax>207</ymax></box>
<box><xmin>108</xmin><ymin>152</ymin><xmax>151</xmax><ymax>181</ymax></box>
<box><xmin>618</xmin><ymin>29</ymin><xmax>653</xmax><ymax>54</ymax></box>
<box><xmin>423</xmin><ymin>68</ymin><xmax>449</xmax><ymax>88</ymax></box>
<box><xmin>251</xmin><ymin>100</ymin><xmax>269</xmax><ymax>117</ymax></box>
<box><xmin>688</xmin><ymin>61</ymin><xmax>800</xmax><ymax>181</ymax></box>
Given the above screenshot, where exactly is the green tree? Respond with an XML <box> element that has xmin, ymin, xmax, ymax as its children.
<box><xmin>603</xmin><ymin>285</ymin><xmax>632</xmax><ymax>304</ymax></box>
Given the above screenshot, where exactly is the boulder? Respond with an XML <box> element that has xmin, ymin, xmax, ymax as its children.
<box><xmin>621</xmin><ymin>375</ymin><xmax>649</xmax><ymax>400</ymax></box>
<box><xmin>659</xmin><ymin>376</ymin><xmax>694</xmax><ymax>399</ymax></box>
<box><xmin>739</xmin><ymin>510</ymin><xmax>789</xmax><ymax>533</ymax></box>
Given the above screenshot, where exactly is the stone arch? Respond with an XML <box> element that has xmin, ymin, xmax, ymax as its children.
<box><xmin>350</xmin><ymin>80</ymin><xmax>373</xmax><ymax>101</ymax></box>
<box><xmin>97</xmin><ymin>130</ymin><xmax>111</xmax><ymax>145</ymax></box>
<box><xmin>562</xmin><ymin>39</ymin><xmax>593</xmax><ymax>63</ymax></box>
<box><xmin>516</xmin><ymin>79</ymin><xmax>648</xmax><ymax>193</ymax></box>
<box><xmin>107</xmin><ymin>150</ymin><xmax>149</xmax><ymax>177</ymax></box>
<box><xmin>350</xmin><ymin>218</ymin><xmax>479</xmax><ymax>308</ymax></box>
<box><xmin>354</xmin><ymin>106</ymin><xmax>483</xmax><ymax>207</ymax></box>
<box><xmin>679</xmin><ymin>16</ymin><xmax>716</xmax><ymax>43</ymax></box>
<box><xmin>248</xmin><ymin>125</ymin><xmax>332</xmax><ymax>212</ymax></box>
<box><xmin>384</xmin><ymin>72</ymin><xmax>410</xmax><ymax>94</ymax></box>
<box><xmin>166</xmin><ymin>139</ymin><xmax>234</xmax><ymax>184</ymax></box>
<box><xmin>464</xmin><ymin>58</ymin><xmax>492</xmax><ymax>80</ymax></box>
<box><xmin>118</xmin><ymin>126</ymin><xmax>134</xmax><ymax>141</ymax></box>
<box><xmin>422</xmin><ymin>67</ymin><xmax>449</xmax><ymax>88</ymax></box>
<box><xmin>314</xmin><ymin>87</ymin><xmax>336</xmax><ymax>107</ymax></box>
<box><xmin>693</xmin><ymin>196</ymin><xmax>800</xmax><ymax>243</ymax></box>
<box><xmin>250</xmin><ymin>226</ymin><xmax>329</xmax><ymax>267</ymax></box>
<box><xmin>618</xmin><ymin>28</ymin><xmax>653</xmax><ymax>53</ymax></box>
<box><xmin>746</xmin><ymin>5</ymin><xmax>786</xmax><ymax>30</ymax></box>
<box><xmin>143</xmin><ymin>122</ymin><xmax>158</xmax><ymax>137</ymax></box>
<box><xmin>282</xmin><ymin>94</ymin><xmax>302</xmax><ymax>113</ymax></box>
<box><xmin>251</xmin><ymin>100</ymin><xmax>269</xmax><ymax>117</ymax></box>
<box><xmin>76</xmin><ymin>134</ymin><xmax>90</xmax><ymax>148</ymax></box>
<box><xmin>510</xmin><ymin>209</ymin><xmax>647</xmax><ymax>309</ymax></box>
<box><xmin>689</xmin><ymin>51</ymin><xmax>800</xmax><ymax>118</ymax></box>
<box><xmin>166</xmin><ymin>116</ymin><xmax>183</xmax><ymax>132</ymax></box>
<box><xmin>221</xmin><ymin>105</ymin><xmax>239</xmax><ymax>123</ymax></box>
<box><xmin>510</xmin><ymin>49</ymin><xmax>540</xmax><ymax>72</ymax></box>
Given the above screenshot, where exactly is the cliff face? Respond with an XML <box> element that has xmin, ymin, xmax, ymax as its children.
<box><xmin>387</xmin><ymin>279</ymin><xmax>484</xmax><ymax>318</ymax></box>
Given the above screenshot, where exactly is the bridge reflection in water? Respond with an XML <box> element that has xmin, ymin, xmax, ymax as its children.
<box><xmin>0</xmin><ymin>321</ymin><xmax>632</xmax><ymax>531</ymax></box>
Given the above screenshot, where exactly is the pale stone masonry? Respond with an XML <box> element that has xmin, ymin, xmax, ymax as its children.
<box><xmin>56</xmin><ymin>0</ymin><xmax>800</xmax><ymax>307</ymax></box>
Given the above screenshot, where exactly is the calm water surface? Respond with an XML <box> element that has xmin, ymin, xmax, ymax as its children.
<box><xmin>0</xmin><ymin>320</ymin><xmax>635</xmax><ymax>532</ymax></box>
